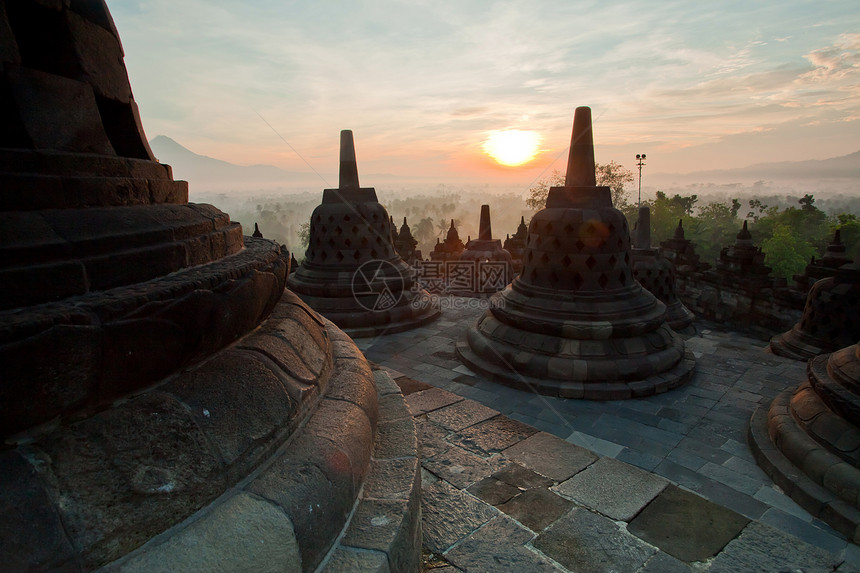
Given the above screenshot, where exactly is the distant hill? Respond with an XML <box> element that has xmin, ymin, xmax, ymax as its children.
<box><xmin>149</xmin><ymin>135</ymin><xmax>320</xmax><ymax>191</ymax></box>
<box><xmin>655</xmin><ymin>150</ymin><xmax>860</xmax><ymax>183</ymax></box>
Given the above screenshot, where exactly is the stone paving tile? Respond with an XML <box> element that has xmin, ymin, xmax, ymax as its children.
<box><xmin>534</xmin><ymin>507</ymin><xmax>655</xmax><ymax>573</ymax></box>
<box><xmin>492</xmin><ymin>462</ymin><xmax>555</xmax><ymax>490</ymax></box>
<box><xmin>616</xmin><ymin>447</ymin><xmax>663</xmax><ymax>471</ymax></box>
<box><xmin>665</xmin><ymin>446</ymin><xmax>709</xmax><ymax>471</ymax></box>
<box><xmin>496</xmin><ymin>487</ymin><xmax>575</xmax><ymax>533</ymax></box>
<box><xmin>406</xmin><ymin>387</ymin><xmax>463</xmax><ymax>416</ymax></box>
<box><xmin>503</xmin><ymin>432</ymin><xmax>597</xmax><ymax>482</ymax></box>
<box><xmin>445</xmin><ymin>515</ymin><xmax>564</xmax><ymax>572</ymax></box>
<box><xmin>627</xmin><ymin>484</ymin><xmax>750</xmax><ymax>562</ymax></box>
<box><xmin>364</xmin><ymin>308</ymin><xmax>859</xmax><ymax>566</ymax></box>
<box><xmin>708</xmin><ymin>521</ymin><xmax>849</xmax><ymax>573</ymax></box>
<box><xmin>566</xmin><ymin>431</ymin><xmax>625</xmax><ymax>459</ymax></box>
<box><xmin>692</xmin><ymin>478</ymin><xmax>769</xmax><ymax>520</ymax></box>
<box><xmin>422</xmin><ymin>445</ymin><xmax>509</xmax><ymax>490</ymax></box>
<box><xmin>759</xmin><ymin>507</ymin><xmax>847</xmax><ymax>555</ymax></box>
<box><xmin>421</xmin><ymin>479</ymin><xmax>498</xmax><ymax>554</ymax></box>
<box><xmin>415</xmin><ymin>417</ymin><xmax>451</xmax><ymax>460</ymax></box>
<box><xmin>637</xmin><ymin>551</ymin><xmax>692</xmax><ymax>572</ymax></box>
<box><xmin>699</xmin><ymin>461</ymin><xmax>763</xmax><ymax>495</ymax></box>
<box><xmin>447</xmin><ymin>415</ymin><xmax>538</xmax><ymax>457</ymax></box>
<box><xmin>426</xmin><ymin>400</ymin><xmax>499</xmax><ymax>432</ymax></box>
<box><xmin>554</xmin><ymin>457</ymin><xmax>668</xmax><ymax>521</ymax></box>
<box><xmin>466</xmin><ymin>477</ymin><xmax>521</xmax><ymax>506</ymax></box>
<box><xmin>753</xmin><ymin>484</ymin><xmax>812</xmax><ymax>521</ymax></box>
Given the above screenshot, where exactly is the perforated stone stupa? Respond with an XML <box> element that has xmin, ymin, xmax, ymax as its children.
<box><xmin>631</xmin><ymin>206</ymin><xmax>695</xmax><ymax>333</ymax></box>
<box><xmin>0</xmin><ymin>5</ymin><xmax>420</xmax><ymax>571</ymax></box>
<box><xmin>770</xmin><ymin>263</ymin><xmax>860</xmax><ymax>360</ymax></box>
<box><xmin>287</xmin><ymin>130</ymin><xmax>439</xmax><ymax>337</ymax></box>
<box><xmin>431</xmin><ymin>219</ymin><xmax>465</xmax><ymax>262</ymax></box>
<box><xmin>750</xmin><ymin>337</ymin><xmax>860</xmax><ymax>542</ymax></box>
<box><xmin>457</xmin><ymin>107</ymin><xmax>695</xmax><ymax>399</ymax></box>
<box><xmin>794</xmin><ymin>229</ymin><xmax>854</xmax><ymax>293</ymax></box>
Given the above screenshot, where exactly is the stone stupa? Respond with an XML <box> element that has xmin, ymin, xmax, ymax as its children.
<box><xmin>770</xmin><ymin>263</ymin><xmax>860</xmax><ymax>360</ymax></box>
<box><xmin>431</xmin><ymin>219</ymin><xmax>465</xmax><ymax>262</ymax></box>
<box><xmin>0</xmin><ymin>5</ymin><xmax>420</xmax><ymax>571</ymax></box>
<box><xmin>450</xmin><ymin>204</ymin><xmax>513</xmax><ymax>295</ymax></box>
<box><xmin>287</xmin><ymin>130</ymin><xmax>439</xmax><ymax>337</ymax></box>
<box><xmin>457</xmin><ymin>107</ymin><xmax>695</xmax><ymax>399</ymax></box>
<box><xmin>750</xmin><ymin>336</ymin><xmax>860</xmax><ymax>542</ymax></box>
<box><xmin>631</xmin><ymin>206</ymin><xmax>696</xmax><ymax>333</ymax></box>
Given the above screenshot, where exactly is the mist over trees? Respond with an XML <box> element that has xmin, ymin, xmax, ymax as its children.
<box><xmin>196</xmin><ymin>176</ymin><xmax>860</xmax><ymax>283</ymax></box>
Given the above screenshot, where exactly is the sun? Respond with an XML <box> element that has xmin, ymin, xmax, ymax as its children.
<box><xmin>483</xmin><ymin>130</ymin><xmax>541</xmax><ymax>167</ymax></box>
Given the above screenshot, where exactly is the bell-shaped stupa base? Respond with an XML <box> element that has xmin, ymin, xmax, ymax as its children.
<box><xmin>770</xmin><ymin>265</ymin><xmax>860</xmax><ymax>360</ymax></box>
<box><xmin>457</xmin><ymin>107</ymin><xmax>694</xmax><ymax>399</ymax></box>
<box><xmin>287</xmin><ymin>131</ymin><xmax>439</xmax><ymax>337</ymax></box>
<box><xmin>750</xmin><ymin>340</ymin><xmax>860</xmax><ymax>542</ymax></box>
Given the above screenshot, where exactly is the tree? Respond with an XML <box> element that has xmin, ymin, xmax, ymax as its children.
<box><xmin>762</xmin><ymin>223</ymin><xmax>816</xmax><ymax>280</ymax></box>
<box><xmin>526</xmin><ymin>162</ymin><xmax>634</xmax><ymax>210</ymax></box>
<box><xmin>298</xmin><ymin>221</ymin><xmax>310</xmax><ymax>249</ymax></box>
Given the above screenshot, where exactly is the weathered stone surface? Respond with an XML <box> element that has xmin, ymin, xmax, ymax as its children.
<box><xmin>627</xmin><ymin>485</ymin><xmax>749</xmax><ymax>562</ymax></box>
<box><xmin>445</xmin><ymin>515</ymin><xmax>562</xmax><ymax>572</ymax></box>
<box><xmin>426</xmin><ymin>400</ymin><xmax>499</xmax><ymax>432</ymax></box>
<box><xmin>421</xmin><ymin>480</ymin><xmax>497</xmax><ymax>553</ymax></box>
<box><xmin>449</xmin><ymin>415</ymin><xmax>538</xmax><ymax>456</ymax></box>
<box><xmin>0</xmin><ymin>451</ymin><xmax>76</xmax><ymax>572</ymax></box>
<box><xmin>708</xmin><ymin>521</ymin><xmax>843</xmax><ymax>573</ymax></box>
<box><xmin>638</xmin><ymin>551</ymin><xmax>692</xmax><ymax>573</ymax></box>
<box><xmin>466</xmin><ymin>477</ymin><xmax>522</xmax><ymax>506</ymax></box>
<box><xmin>534</xmin><ymin>507</ymin><xmax>655</xmax><ymax>573</ymax></box>
<box><xmin>247</xmin><ymin>433</ymin><xmax>354</xmax><ymax>572</ymax></box>
<box><xmin>492</xmin><ymin>462</ymin><xmax>554</xmax><ymax>489</ymax></box>
<box><xmin>406</xmin><ymin>387</ymin><xmax>463</xmax><ymax>416</ymax></box>
<box><xmin>35</xmin><ymin>392</ymin><xmax>223</xmax><ymax>569</ymax></box>
<box><xmin>321</xmin><ymin>548</ymin><xmax>389</xmax><ymax>573</ymax></box>
<box><xmin>0</xmin><ymin>323</ymin><xmax>100</xmax><ymax>437</ymax></box>
<box><xmin>375</xmin><ymin>417</ymin><xmax>418</xmax><ymax>460</ymax></box>
<box><xmin>502</xmin><ymin>432</ymin><xmax>597</xmax><ymax>481</ymax></box>
<box><xmin>415</xmin><ymin>417</ymin><xmax>451</xmax><ymax>459</ymax></box>
<box><xmin>162</xmin><ymin>349</ymin><xmax>294</xmax><ymax>469</ymax></box>
<box><xmin>553</xmin><ymin>457</ymin><xmax>668</xmax><ymax>521</ymax></box>
<box><xmin>108</xmin><ymin>493</ymin><xmax>301</xmax><ymax>573</ymax></box>
<box><xmin>305</xmin><ymin>398</ymin><xmax>374</xmax><ymax>492</ymax></box>
<box><xmin>423</xmin><ymin>445</ymin><xmax>508</xmax><ymax>489</ymax></box>
<box><xmin>496</xmin><ymin>487</ymin><xmax>574</xmax><ymax>532</ymax></box>
<box><xmin>364</xmin><ymin>458</ymin><xmax>419</xmax><ymax>501</ymax></box>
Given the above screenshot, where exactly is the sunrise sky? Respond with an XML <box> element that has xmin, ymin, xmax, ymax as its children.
<box><xmin>111</xmin><ymin>1</ymin><xmax>860</xmax><ymax>185</ymax></box>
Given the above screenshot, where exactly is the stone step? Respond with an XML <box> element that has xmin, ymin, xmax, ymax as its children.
<box><xmin>319</xmin><ymin>369</ymin><xmax>422</xmax><ymax>573</ymax></box>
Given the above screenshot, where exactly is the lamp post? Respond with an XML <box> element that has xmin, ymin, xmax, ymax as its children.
<box><xmin>636</xmin><ymin>153</ymin><xmax>646</xmax><ymax>207</ymax></box>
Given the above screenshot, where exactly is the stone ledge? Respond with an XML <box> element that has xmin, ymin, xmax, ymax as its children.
<box><xmin>0</xmin><ymin>293</ymin><xmax>382</xmax><ymax>572</ymax></box>
<box><xmin>456</xmin><ymin>335</ymin><xmax>696</xmax><ymax>400</ymax></box>
<box><xmin>321</xmin><ymin>370</ymin><xmax>422</xmax><ymax>573</ymax></box>
<box><xmin>749</xmin><ymin>399</ymin><xmax>860</xmax><ymax>543</ymax></box>
<box><xmin>0</xmin><ymin>237</ymin><xmax>288</xmax><ymax>438</ymax></box>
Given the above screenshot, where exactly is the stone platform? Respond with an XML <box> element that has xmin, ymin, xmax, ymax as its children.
<box><xmin>357</xmin><ymin>297</ymin><xmax>860</xmax><ymax>571</ymax></box>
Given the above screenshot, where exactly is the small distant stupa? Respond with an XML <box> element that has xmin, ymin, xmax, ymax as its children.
<box><xmin>287</xmin><ymin>130</ymin><xmax>439</xmax><ymax>337</ymax></box>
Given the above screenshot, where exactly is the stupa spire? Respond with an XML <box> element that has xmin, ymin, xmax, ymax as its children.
<box><xmin>338</xmin><ymin>130</ymin><xmax>360</xmax><ymax>189</ymax></box>
<box><xmin>479</xmin><ymin>204</ymin><xmax>492</xmax><ymax>240</ymax></box>
<box><xmin>564</xmin><ymin>106</ymin><xmax>597</xmax><ymax>188</ymax></box>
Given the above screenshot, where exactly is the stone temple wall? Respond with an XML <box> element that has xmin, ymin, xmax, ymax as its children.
<box><xmin>674</xmin><ymin>272</ymin><xmax>804</xmax><ymax>340</ymax></box>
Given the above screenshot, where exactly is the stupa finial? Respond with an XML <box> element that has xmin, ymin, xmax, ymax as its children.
<box><xmin>339</xmin><ymin>130</ymin><xmax>360</xmax><ymax>189</ymax></box>
<box><xmin>479</xmin><ymin>205</ymin><xmax>492</xmax><ymax>240</ymax></box>
<box><xmin>564</xmin><ymin>106</ymin><xmax>597</xmax><ymax>188</ymax></box>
